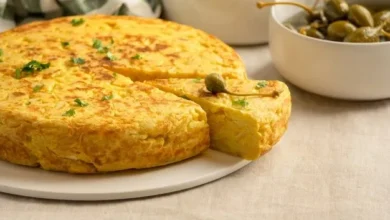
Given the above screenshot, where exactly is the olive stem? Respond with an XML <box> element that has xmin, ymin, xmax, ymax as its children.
<box><xmin>311</xmin><ymin>0</ymin><xmax>321</xmax><ymax>9</ymax></box>
<box><xmin>381</xmin><ymin>29</ymin><xmax>390</xmax><ymax>38</ymax></box>
<box><xmin>225</xmin><ymin>90</ymin><xmax>280</xmax><ymax>98</ymax></box>
<box><xmin>256</xmin><ymin>1</ymin><xmax>314</xmax><ymax>16</ymax></box>
<box><xmin>375</xmin><ymin>22</ymin><xmax>387</xmax><ymax>33</ymax></box>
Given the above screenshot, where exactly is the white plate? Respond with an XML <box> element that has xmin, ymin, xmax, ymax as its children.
<box><xmin>0</xmin><ymin>149</ymin><xmax>250</xmax><ymax>201</ymax></box>
<box><xmin>0</xmin><ymin>24</ymin><xmax>250</xmax><ymax>202</ymax></box>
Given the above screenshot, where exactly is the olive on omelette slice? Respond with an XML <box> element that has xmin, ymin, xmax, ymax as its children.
<box><xmin>145</xmin><ymin>78</ymin><xmax>292</xmax><ymax>160</ymax></box>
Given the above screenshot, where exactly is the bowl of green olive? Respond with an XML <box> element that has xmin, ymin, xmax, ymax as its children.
<box><xmin>258</xmin><ymin>0</ymin><xmax>390</xmax><ymax>100</ymax></box>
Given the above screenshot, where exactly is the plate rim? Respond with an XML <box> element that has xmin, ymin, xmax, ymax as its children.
<box><xmin>0</xmin><ymin>150</ymin><xmax>251</xmax><ymax>201</ymax></box>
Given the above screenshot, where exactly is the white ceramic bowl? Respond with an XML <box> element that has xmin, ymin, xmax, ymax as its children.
<box><xmin>269</xmin><ymin>0</ymin><xmax>390</xmax><ymax>100</ymax></box>
<box><xmin>162</xmin><ymin>0</ymin><xmax>274</xmax><ymax>45</ymax></box>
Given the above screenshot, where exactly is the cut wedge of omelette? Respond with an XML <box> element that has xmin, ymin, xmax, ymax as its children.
<box><xmin>146</xmin><ymin>78</ymin><xmax>292</xmax><ymax>160</ymax></box>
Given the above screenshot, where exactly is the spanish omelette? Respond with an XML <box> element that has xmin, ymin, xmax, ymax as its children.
<box><xmin>0</xmin><ymin>15</ymin><xmax>289</xmax><ymax>173</ymax></box>
<box><xmin>146</xmin><ymin>78</ymin><xmax>292</xmax><ymax>160</ymax></box>
<box><xmin>0</xmin><ymin>15</ymin><xmax>252</xmax><ymax>173</ymax></box>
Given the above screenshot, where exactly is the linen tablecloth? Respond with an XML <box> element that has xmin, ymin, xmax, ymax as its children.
<box><xmin>0</xmin><ymin>46</ymin><xmax>389</xmax><ymax>220</ymax></box>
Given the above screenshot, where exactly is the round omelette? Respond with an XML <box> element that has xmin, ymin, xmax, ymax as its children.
<box><xmin>0</xmin><ymin>15</ymin><xmax>248</xmax><ymax>173</ymax></box>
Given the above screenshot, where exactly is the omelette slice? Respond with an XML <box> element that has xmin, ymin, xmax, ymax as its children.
<box><xmin>146</xmin><ymin>78</ymin><xmax>292</xmax><ymax>160</ymax></box>
<box><xmin>0</xmin><ymin>63</ymin><xmax>210</xmax><ymax>173</ymax></box>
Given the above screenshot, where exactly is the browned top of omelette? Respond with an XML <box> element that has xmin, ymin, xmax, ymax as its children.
<box><xmin>0</xmin><ymin>15</ymin><xmax>247</xmax><ymax>81</ymax></box>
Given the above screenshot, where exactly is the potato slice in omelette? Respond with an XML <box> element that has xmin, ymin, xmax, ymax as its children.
<box><xmin>146</xmin><ymin>78</ymin><xmax>292</xmax><ymax>160</ymax></box>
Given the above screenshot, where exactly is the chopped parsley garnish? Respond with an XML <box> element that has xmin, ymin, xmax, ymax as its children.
<box><xmin>102</xmin><ymin>94</ymin><xmax>113</xmax><ymax>101</ymax></box>
<box><xmin>106</xmin><ymin>52</ymin><xmax>117</xmax><ymax>61</ymax></box>
<box><xmin>113</xmin><ymin>72</ymin><xmax>117</xmax><ymax>78</ymax></box>
<box><xmin>71</xmin><ymin>18</ymin><xmax>85</xmax><ymax>26</ymax></box>
<box><xmin>255</xmin><ymin>81</ymin><xmax>268</xmax><ymax>89</ymax></box>
<box><xmin>110</xmin><ymin>38</ymin><xmax>114</xmax><ymax>44</ymax></box>
<box><xmin>232</xmin><ymin>98</ymin><xmax>249</xmax><ymax>108</ymax></box>
<box><xmin>15</xmin><ymin>69</ymin><xmax>22</xmax><ymax>79</ymax></box>
<box><xmin>14</xmin><ymin>60</ymin><xmax>50</xmax><ymax>79</ymax></box>
<box><xmin>74</xmin><ymin>98</ymin><xmax>88</xmax><ymax>107</ymax></box>
<box><xmin>92</xmin><ymin>39</ymin><xmax>102</xmax><ymax>49</ymax></box>
<box><xmin>22</xmin><ymin>60</ymin><xmax>50</xmax><ymax>72</ymax></box>
<box><xmin>61</xmin><ymin>42</ymin><xmax>69</xmax><ymax>47</ymax></box>
<box><xmin>131</xmin><ymin>54</ymin><xmax>142</xmax><ymax>60</ymax></box>
<box><xmin>26</xmin><ymin>101</ymin><xmax>31</xmax><ymax>105</ymax></box>
<box><xmin>93</xmin><ymin>39</ymin><xmax>110</xmax><ymax>53</ymax></box>
<box><xmin>193</xmin><ymin>78</ymin><xmax>202</xmax><ymax>83</ymax></box>
<box><xmin>63</xmin><ymin>109</ymin><xmax>76</xmax><ymax>117</ymax></box>
<box><xmin>71</xmin><ymin>57</ymin><xmax>85</xmax><ymax>64</ymax></box>
<box><xmin>0</xmin><ymin>49</ymin><xmax>3</xmax><ymax>56</ymax></box>
<box><xmin>98</xmin><ymin>46</ymin><xmax>109</xmax><ymax>53</ymax></box>
<box><xmin>33</xmin><ymin>85</ymin><xmax>43</xmax><ymax>92</ymax></box>
<box><xmin>0</xmin><ymin>59</ymin><xmax>3</xmax><ymax>63</ymax></box>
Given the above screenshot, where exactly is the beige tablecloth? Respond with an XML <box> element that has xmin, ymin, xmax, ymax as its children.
<box><xmin>1</xmin><ymin>46</ymin><xmax>389</xmax><ymax>220</ymax></box>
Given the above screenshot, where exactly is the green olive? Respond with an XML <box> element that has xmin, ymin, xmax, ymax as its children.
<box><xmin>343</xmin><ymin>24</ymin><xmax>384</xmax><ymax>43</ymax></box>
<box><xmin>299</xmin><ymin>26</ymin><xmax>325</xmax><ymax>39</ymax></box>
<box><xmin>324</xmin><ymin>0</ymin><xmax>349</xmax><ymax>21</ymax></box>
<box><xmin>204</xmin><ymin>73</ymin><xmax>280</xmax><ymax>97</ymax></box>
<box><xmin>327</xmin><ymin>20</ymin><xmax>357</xmax><ymax>41</ymax></box>
<box><xmin>348</xmin><ymin>4</ymin><xmax>374</xmax><ymax>27</ymax></box>
<box><xmin>373</xmin><ymin>10</ymin><xmax>390</xmax><ymax>32</ymax></box>
<box><xmin>205</xmin><ymin>73</ymin><xmax>227</xmax><ymax>94</ymax></box>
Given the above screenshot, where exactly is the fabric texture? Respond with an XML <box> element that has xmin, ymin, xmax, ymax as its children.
<box><xmin>0</xmin><ymin>0</ymin><xmax>162</xmax><ymax>31</ymax></box>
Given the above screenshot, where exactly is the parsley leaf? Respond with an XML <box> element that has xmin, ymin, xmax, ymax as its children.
<box><xmin>101</xmin><ymin>94</ymin><xmax>113</xmax><ymax>101</ymax></box>
<box><xmin>14</xmin><ymin>60</ymin><xmax>50</xmax><ymax>79</ymax></box>
<box><xmin>71</xmin><ymin>57</ymin><xmax>85</xmax><ymax>64</ymax></box>
<box><xmin>97</xmin><ymin>46</ymin><xmax>109</xmax><ymax>53</ymax></box>
<box><xmin>131</xmin><ymin>54</ymin><xmax>142</xmax><ymax>60</ymax></box>
<box><xmin>26</xmin><ymin>101</ymin><xmax>31</xmax><ymax>105</ymax></box>
<box><xmin>0</xmin><ymin>49</ymin><xmax>3</xmax><ymax>56</ymax></box>
<box><xmin>71</xmin><ymin>18</ymin><xmax>85</xmax><ymax>26</ymax></box>
<box><xmin>33</xmin><ymin>84</ymin><xmax>43</xmax><ymax>92</ymax></box>
<box><xmin>74</xmin><ymin>98</ymin><xmax>88</xmax><ymax>107</ymax></box>
<box><xmin>92</xmin><ymin>38</ymin><xmax>111</xmax><ymax>53</ymax></box>
<box><xmin>92</xmin><ymin>39</ymin><xmax>102</xmax><ymax>49</ymax></box>
<box><xmin>110</xmin><ymin>38</ymin><xmax>114</xmax><ymax>44</ymax></box>
<box><xmin>255</xmin><ymin>81</ymin><xmax>268</xmax><ymax>89</ymax></box>
<box><xmin>106</xmin><ymin>52</ymin><xmax>116</xmax><ymax>61</ymax></box>
<box><xmin>232</xmin><ymin>98</ymin><xmax>249</xmax><ymax>108</ymax></box>
<box><xmin>113</xmin><ymin>72</ymin><xmax>117</xmax><ymax>78</ymax></box>
<box><xmin>61</xmin><ymin>42</ymin><xmax>69</xmax><ymax>47</ymax></box>
<box><xmin>22</xmin><ymin>60</ymin><xmax>50</xmax><ymax>72</ymax></box>
<box><xmin>63</xmin><ymin>109</ymin><xmax>76</xmax><ymax>117</ymax></box>
<box><xmin>15</xmin><ymin>69</ymin><xmax>22</xmax><ymax>79</ymax></box>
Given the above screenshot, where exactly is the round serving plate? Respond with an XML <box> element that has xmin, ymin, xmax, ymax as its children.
<box><xmin>0</xmin><ymin>149</ymin><xmax>250</xmax><ymax>201</ymax></box>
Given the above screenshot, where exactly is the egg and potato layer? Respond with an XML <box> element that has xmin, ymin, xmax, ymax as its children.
<box><xmin>0</xmin><ymin>15</ymin><xmax>290</xmax><ymax>173</ymax></box>
<box><xmin>146</xmin><ymin>79</ymin><xmax>291</xmax><ymax>160</ymax></box>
